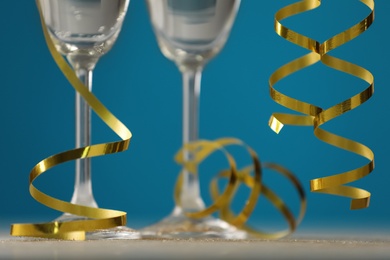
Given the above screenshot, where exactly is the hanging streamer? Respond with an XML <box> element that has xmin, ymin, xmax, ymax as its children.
<box><xmin>10</xmin><ymin>1</ymin><xmax>132</xmax><ymax>240</ymax></box>
<box><xmin>269</xmin><ymin>0</ymin><xmax>374</xmax><ymax>209</ymax></box>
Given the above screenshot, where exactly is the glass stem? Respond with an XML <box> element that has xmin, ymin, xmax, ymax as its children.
<box><xmin>70</xmin><ymin>68</ymin><xmax>98</xmax><ymax>208</ymax></box>
<box><xmin>179</xmin><ymin>68</ymin><xmax>206</xmax><ymax>212</ymax></box>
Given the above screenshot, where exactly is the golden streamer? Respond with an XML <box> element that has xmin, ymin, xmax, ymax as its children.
<box><xmin>174</xmin><ymin>138</ymin><xmax>306</xmax><ymax>239</ymax></box>
<box><xmin>269</xmin><ymin>0</ymin><xmax>374</xmax><ymax>209</ymax></box>
<box><xmin>10</xmin><ymin>1</ymin><xmax>131</xmax><ymax>240</ymax></box>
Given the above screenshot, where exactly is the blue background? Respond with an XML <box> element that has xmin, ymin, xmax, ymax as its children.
<box><xmin>1</xmin><ymin>0</ymin><xmax>389</xmax><ymax>236</ymax></box>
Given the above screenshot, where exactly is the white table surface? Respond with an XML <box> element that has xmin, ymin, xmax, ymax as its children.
<box><xmin>2</xmin><ymin>231</ymin><xmax>390</xmax><ymax>259</ymax></box>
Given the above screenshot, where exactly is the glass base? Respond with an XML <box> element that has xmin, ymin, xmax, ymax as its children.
<box><xmin>140</xmin><ymin>209</ymin><xmax>248</xmax><ymax>240</ymax></box>
<box><xmin>54</xmin><ymin>213</ymin><xmax>140</xmax><ymax>240</ymax></box>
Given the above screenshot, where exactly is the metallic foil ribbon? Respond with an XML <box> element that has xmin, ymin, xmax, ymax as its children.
<box><xmin>174</xmin><ymin>138</ymin><xmax>306</xmax><ymax>239</ymax></box>
<box><xmin>269</xmin><ymin>0</ymin><xmax>374</xmax><ymax>209</ymax></box>
<box><xmin>10</xmin><ymin>1</ymin><xmax>131</xmax><ymax>240</ymax></box>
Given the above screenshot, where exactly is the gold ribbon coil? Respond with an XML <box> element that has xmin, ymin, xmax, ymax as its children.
<box><xmin>10</xmin><ymin>1</ymin><xmax>131</xmax><ymax>240</ymax></box>
<box><xmin>174</xmin><ymin>138</ymin><xmax>306</xmax><ymax>239</ymax></box>
<box><xmin>269</xmin><ymin>0</ymin><xmax>374</xmax><ymax>209</ymax></box>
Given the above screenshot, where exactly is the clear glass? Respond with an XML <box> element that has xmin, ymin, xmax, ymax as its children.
<box><xmin>142</xmin><ymin>0</ymin><xmax>246</xmax><ymax>239</ymax></box>
<box><xmin>39</xmin><ymin>0</ymin><xmax>139</xmax><ymax>240</ymax></box>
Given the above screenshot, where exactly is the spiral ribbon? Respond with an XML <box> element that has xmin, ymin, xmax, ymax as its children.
<box><xmin>174</xmin><ymin>138</ymin><xmax>306</xmax><ymax>239</ymax></box>
<box><xmin>268</xmin><ymin>0</ymin><xmax>374</xmax><ymax>209</ymax></box>
<box><xmin>10</xmin><ymin>1</ymin><xmax>131</xmax><ymax>240</ymax></box>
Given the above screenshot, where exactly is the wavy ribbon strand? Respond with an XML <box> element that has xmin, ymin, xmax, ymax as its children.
<box><xmin>269</xmin><ymin>0</ymin><xmax>374</xmax><ymax>209</ymax></box>
<box><xmin>10</xmin><ymin>1</ymin><xmax>132</xmax><ymax>240</ymax></box>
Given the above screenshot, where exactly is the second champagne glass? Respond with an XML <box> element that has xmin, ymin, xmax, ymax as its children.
<box><xmin>39</xmin><ymin>0</ymin><xmax>139</xmax><ymax>239</ymax></box>
<box><xmin>142</xmin><ymin>0</ymin><xmax>246</xmax><ymax>239</ymax></box>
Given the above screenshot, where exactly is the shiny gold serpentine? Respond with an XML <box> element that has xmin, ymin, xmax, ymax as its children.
<box><xmin>10</xmin><ymin>1</ymin><xmax>131</xmax><ymax>240</ymax></box>
<box><xmin>269</xmin><ymin>0</ymin><xmax>374</xmax><ymax>209</ymax></box>
<box><xmin>175</xmin><ymin>138</ymin><xmax>306</xmax><ymax>239</ymax></box>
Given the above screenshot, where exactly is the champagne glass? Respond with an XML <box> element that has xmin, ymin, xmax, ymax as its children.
<box><xmin>39</xmin><ymin>0</ymin><xmax>139</xmax><ymax>239</ymax></box>
<box><xmin>142</xmin><ymin>0</ymin><xmax>246</xmax><ymax>239</ymax></box>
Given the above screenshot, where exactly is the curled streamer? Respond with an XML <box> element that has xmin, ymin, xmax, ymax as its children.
<box><xmin>269</xmin><ymin>0</ymin><xmax>374</xmax><ymax>209</ymax></box>
<box><xmin>174</xmin><ymin>138</ymin><xmax>306</xmax><ymax>239</ymax></box>
<box><xmin>10</xmin><ymin>2</ymin><xmax>131</xmax><ymax>240</ymax></box>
